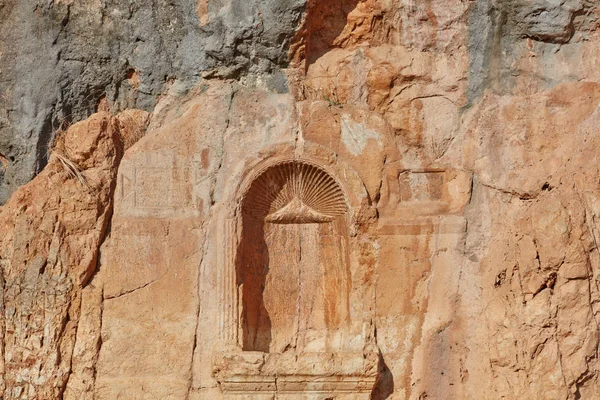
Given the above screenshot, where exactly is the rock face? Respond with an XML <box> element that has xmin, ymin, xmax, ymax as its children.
<box><xmin>0</xmin><ymin>111</ymin><xmax>147</xmax><ymax>398</ymax></box>
<box><xmin>1</xmin><ymin>0</ymin><xmax>600</xmax><ymax>399</ymax></box>
<box><xmin>0</xmin><ymin>0</ymin><xmax>303</xmax><ymax>203</ymax></box>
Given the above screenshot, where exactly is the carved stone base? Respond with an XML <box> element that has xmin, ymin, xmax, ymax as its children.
<box><xmin>213</xmin><ymin>351</ymin><xmax>379</xmax><ymax>399</ymax></box>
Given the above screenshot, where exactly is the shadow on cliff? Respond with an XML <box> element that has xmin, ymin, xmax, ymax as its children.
<box><xmin>238</xmin><ymin>213</ymin><xmax>272</xmax><ymax>351</ymax></box>
<box><xmin>298</xmin><ymin>0</ymin><xmax>360</xmax><ymax>67</ymax></box>
<box><xmin>371</xmin><ymin>351</ymin><xmax>395</xmax><ymax>399</ymax></box>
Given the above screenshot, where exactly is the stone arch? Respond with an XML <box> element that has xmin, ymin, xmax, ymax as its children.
<box><xmin>217</xmin><ymin>142</ymin><xmax>372</xmax><ymax>348</ymax></box>
<box><xmin>242</xmin><ymin>160</ymin><xmax>348</xmax><ymax>223</ymax></box>
<box><xmin>230</xmin><ymin>142</ymin><xmax>370</xmax><ymax>215</ymax></box>
<box><xmin>213</xmin><ymin>143</ymin><xmax>379</xmax><ymax>396</ymax></box>
<box><xmin>237</xmin><ymin>159</ymin><xmax>352</xmax><ymax>352</ymax></box>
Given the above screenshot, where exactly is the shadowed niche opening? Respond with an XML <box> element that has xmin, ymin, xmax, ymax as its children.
<box><xmin>236</xmin><ymin>161</ymin><xmax>351</xmax><ymax>352</ymax></box>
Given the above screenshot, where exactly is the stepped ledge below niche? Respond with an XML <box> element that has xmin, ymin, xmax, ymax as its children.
<box><xmin>212</xmin><ymin>350</ymin><xmax>379</xmax><ymax>398</ymax></box>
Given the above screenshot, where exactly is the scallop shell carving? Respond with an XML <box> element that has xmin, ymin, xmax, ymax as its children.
<box><xmin>243</xmin><ymin>161</ymin><xmax>348</xmax><ymax>224</ymax></box>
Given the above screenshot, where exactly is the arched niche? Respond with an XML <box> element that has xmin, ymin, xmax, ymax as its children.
<box><xmin>238</xmin><ymin>160</ymin><xmax>351</xmax><ymax>353</ymax></box>
<box><xmin>212</xmin><ymin>145</ymin><xmax>379</xmax><ymax>398</ymax></box>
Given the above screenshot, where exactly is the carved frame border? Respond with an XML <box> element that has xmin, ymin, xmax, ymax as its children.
<box><xmin>217</xmin><ymin>142</ymin><xmax>372</xmax><ymax>348</ymax></box>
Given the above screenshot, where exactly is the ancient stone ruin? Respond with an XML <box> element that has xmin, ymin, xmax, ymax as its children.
<box><xmin>1</xmin><ymin>1</ymin><xmax>600</xmax><ymax>399</ymax></box>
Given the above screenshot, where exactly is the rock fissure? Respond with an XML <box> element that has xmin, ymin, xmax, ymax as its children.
<box><xmin>103</xmin><ymin>279</ymin><xmax>158</xmax><ymax>301</ymax></box>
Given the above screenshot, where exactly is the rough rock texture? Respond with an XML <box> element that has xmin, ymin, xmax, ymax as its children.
<box><xmin>0</xmin><ymin>111</ymin><xmax>146</xmax><ymax>399</ymax></box>
<box><xmin>0</xmin><ymin>0</ymin><xmax>304</xmax><ymax>203</ymax></box>
<box><xmin>1</xmin><ymin>0</ymin><xmax>600</xmax><ymax>399</ymax></box>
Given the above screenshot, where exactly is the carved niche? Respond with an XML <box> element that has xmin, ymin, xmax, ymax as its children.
<box><xmin>377</xmin><ymin>165</ymin><xmax>473</xmax><ymax>236</ymax></box>
<box><xmin>213</xmin><ymin>159</ymin><xmax>378</xmax><ymax>399</ymax></box>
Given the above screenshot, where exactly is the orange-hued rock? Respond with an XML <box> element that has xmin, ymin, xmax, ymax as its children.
<box><xmin>2</xmin><ymin>1</ymin><xmax>600</xmax><ymax>399</ymax></box>
<box><xmin>0</xmin><ymin>111</ymin><xmax>148</xmax><ymax>399</ymax></box>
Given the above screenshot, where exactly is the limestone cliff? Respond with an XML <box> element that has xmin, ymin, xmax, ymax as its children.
<box><xmin>1</xmin><ymin>1</ymin><xmax>600</xmax><ymax>399</ymax></box>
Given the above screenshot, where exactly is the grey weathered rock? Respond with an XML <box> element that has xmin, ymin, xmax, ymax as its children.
<box><xmin>466</xmin><ymin>0</ymin><xmax>595</xmax><ymax>105</ymax></box>
<box><xmin>0</xmin><ymin>0</ymin><xmax>305</xmax><ymax>203</ymax></box>
<box><xmin>509</xmin><ymin>0</ymin><xmax>586</xmax><ymax>43</ymax></box>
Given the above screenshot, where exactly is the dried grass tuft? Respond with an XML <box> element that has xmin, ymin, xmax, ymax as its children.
<box><xmin>55</xmin><ymin>152</ymin><xmax>89</xmax><ymax>187</ymax></box>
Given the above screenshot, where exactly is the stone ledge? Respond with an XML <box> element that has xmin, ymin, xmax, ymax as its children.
<box><xmin>378</xmin><ymin>215</ymin><xmax>467</xmax><ymax>236</ymax></box>
<box><xmin>213</xmin><ymin>351</ymin><xmax>379</xmax><ymax>397</ymax></box>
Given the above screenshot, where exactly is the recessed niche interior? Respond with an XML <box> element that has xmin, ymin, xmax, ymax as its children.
<box><xmin>237</xmin><ymin>161</ymin><xmax>351</xmax><ymax>353</ymax></box>
<box><xmin>399</xmin><ymin>171</ymin><xmax>445</xmax><ymax>202</ymax></box>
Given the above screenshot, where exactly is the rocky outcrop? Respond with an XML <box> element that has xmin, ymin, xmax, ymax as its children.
<box><xmin>1</xmin><ymin>1</ymin><xmax>600</xmax><ymax>399</ymax></box>
<box><xmin>456</xmin><ymin>85</ymin><xmax>600</xmax><ymax>399</ymax></box>
<box><xmin>0</xmin><ymin>0</ymin><xmax>304</xmax><ymax>203</ymax></box>
<box><xmin>0</xmin><ymin>111</ymin><xmax>147</xmax><ymax>399</ymax></box>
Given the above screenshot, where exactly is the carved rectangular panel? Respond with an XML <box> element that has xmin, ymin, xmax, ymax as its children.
<box><xmin>134</xmin><ymin>167</ymin><xmax>175</xmax><ymax>209</ymax></box>
<box><xmin>378</xmin><ymin>167</ymin><xmax>472</xmax><ymax>220</ymax></box>
<box><xmin>398</xmin><ymin>171</ymin><xmax>445</xmax><ymax>202</ymax></box>
<box><xmin>116</xmin><ymin>150</ymin><xmax>213</xmax><ymax>218</ymax></box>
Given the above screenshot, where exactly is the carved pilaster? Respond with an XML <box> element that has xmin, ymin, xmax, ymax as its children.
<box><xmin>219</xmin><ymin>218</ymin><xmax>237</xmax><ymax>344</ymax></box>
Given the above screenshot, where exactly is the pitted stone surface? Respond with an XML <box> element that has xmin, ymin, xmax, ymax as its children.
<box><xmin>1</xmin><ymin>1</ymin><xmax>600</xmax><ymax>400</ymax></box>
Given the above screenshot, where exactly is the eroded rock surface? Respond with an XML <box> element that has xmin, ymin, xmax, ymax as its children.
<box><xmin>1</xmin><ymin>1</ymin><xmax>600</xmax><ymax>399</ymax></box>
<box><xmin>0</xmin><ymin>0</ymin><xmax>304</xmax><ymax>203</ymax></box>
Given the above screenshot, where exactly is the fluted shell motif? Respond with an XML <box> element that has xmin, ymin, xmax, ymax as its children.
<box><xmin>243</xmin><ymin>161</ymin><xmax>348</xmax><ymax>224</ymax></box>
